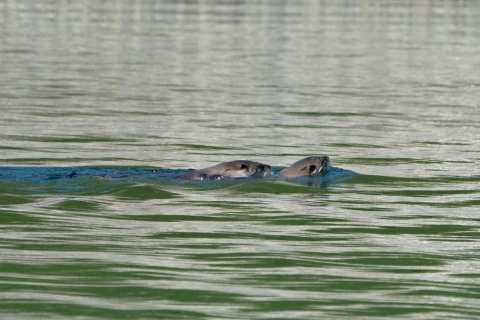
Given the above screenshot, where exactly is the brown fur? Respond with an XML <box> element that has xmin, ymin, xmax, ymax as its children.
<box><xmin>182</xmin><ymin>160</ymin><xmax>271</xmax><ymax>180</ymax></box>
<box><xmin>276</xmin><ymin>156</ymin><xmax>330</xmax><ymax>178</ymax></box>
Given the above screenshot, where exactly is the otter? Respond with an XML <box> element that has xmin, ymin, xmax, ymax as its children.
<box><xmin>275</xmin><ymin>156</ymin><xmax>330</xmax><ymax>178</ymax></box>
<box><xmin>57</xmin><ymin>157</ymin><xmax>330</xmax><ymax>181</ymax></box>
<box><xmin>181</xmin><ymin>160</ymin><xmax>272</xmax><ymax>180</ymax></box>
<box><xmin>57</xmin><ymin>160</ymin><xmax>272</xmax><ymax>181</ymax></box>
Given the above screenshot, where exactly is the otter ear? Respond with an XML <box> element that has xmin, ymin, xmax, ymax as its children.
<box><xmin>308</xmin><ymin>165</ymin><xmax>317</xmax><ymax>174</ymax></box>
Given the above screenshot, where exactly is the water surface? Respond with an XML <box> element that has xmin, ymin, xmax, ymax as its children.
<box><xmin>1</xmin><ymin>1</ymin><xmax>480</xmax><ymax>319</ymax></box>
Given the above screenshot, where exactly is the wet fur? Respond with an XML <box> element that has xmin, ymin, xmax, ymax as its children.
<box><xmin>182</xmin><ymin>160</ymin><xmax>271</xmax><ymax>180</ymax></box>
<box><xmin>276</xmin><ymin>156</ymin><xmax>330</xmax><ymax>178</ymax></box>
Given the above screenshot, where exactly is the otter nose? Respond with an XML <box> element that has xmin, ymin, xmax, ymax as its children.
<box><xmin>259</xmin><ymin>164</ymin><xmax>271</xmax><ymax>172</ymax></box>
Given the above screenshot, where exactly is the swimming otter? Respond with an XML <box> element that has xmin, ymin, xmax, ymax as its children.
<box><xmin>276</xmin><ymin>156</ymin><xmax>330</xmax><ymax>178</ymax></box>
<box><xmin>182</xmin><ymin>160</ymin><xmax>272</xmax><ymax>180</ymax></box>
<box><xmin>60</xmin><ymin>157</ymin><xmax>329</xmax><ymax>181</ymax></box>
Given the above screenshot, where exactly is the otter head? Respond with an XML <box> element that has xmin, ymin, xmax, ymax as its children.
<box><xmin>217</xmin><ymin>160</ymin><xmax>272</xmax><ymax>179</ymax></box>
<box><xmin>276</xmin><ymin>156</ymin><xmax>330</xmax><ymax>178</ymax></box>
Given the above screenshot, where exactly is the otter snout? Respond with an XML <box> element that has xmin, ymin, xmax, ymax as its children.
<box><xmin>320</xmin><ymin>156</ymin><xmax>331</xmax><ymax>172</ymax></box>
<box><xmin>255</xmin><ymin>163</ymin><xmax>272</xmax><ymax>177</ymax></box>
<box><xmin>258</xmin><ymin>164</ymin><xmax>271</xmax><ymax>172</ymax></box>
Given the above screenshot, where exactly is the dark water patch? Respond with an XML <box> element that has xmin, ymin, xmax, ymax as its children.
<box><xmin>168</xmin><ymin>143</ymin><xmax>243</xmax><ymax>151</ymax></box>
<box><xmin>12</xmin><ymin>240</ymin><xmax>131</xmax><ymax>253</ymax></box>
<box><xmin>40</xmin><ymin>82</ymin><xmax>74</xmax><ymax>90</ymax></box>
<box><xmin>430</xmin><ymin>175</ymin><xmax>480</xmax><ymax>183</ymax></box>
<box><xmin>0</xmin><ymin>194</ymin><xmax>35</xmax><ymax>206</ymax></box>
<box><xmin>432</xmin><ymin>199</ymin><xmax>480</xmax><ymax>208</ymax></box>
<box><xmin>392</xmin><ymin>199</ymin><xmax>480</xmax><ymax>209</ymax></box>
<box><xmin>328</xmin><ymin>143</ymin><xmax>387</xmax><ymax>149</ymax></box>
<box><xmin>1</xmin><ymin>48</ymin><xmax>36</xmax><ymax>54</ymax></box>
<box><xmin>45</xmin><ymin>177</ymin><xmax>123</xmax><ymax>195</ymax></box>
<box><xmin>113</xmin><ymin>185</ymin><xmax>179</xmax><ymax>200</ymax></box>
<box><xmin>168</xmin><ymin>87</ymin><xmax>205</xmax><ymax>93</ymax></box>
<box><xmin>349</xmin><ymin>174</ymin><xmax>426</xmax><ymax>185</ymax></box>
<box><xmin>9</xmin><ymin>259</ymin><xmax>248</xmax><ymax>306</ymax></box>
<box><xmin>231</xmin><ymin>180</ymin><xmax>330</xmax><ymax>194</ymax></box>
<box><xmin>349</xmin><ymin>157</ymin><xmax>443</xmax><ymax>166</ymax></box>
<box><xmin>186</xmin><ymin>253</ymin><xmax>334</xmax><ymax>269</ymax></box>
<box><xmin>0</xmin><ymin>146</ymin><xmax>26</xmax><ymax>151</ymax></box>
<box><xmin>51</xmin><ymin>199</ymin><xmax>102</xmax><ymax>212</ymax></box>
<box><xmin>2</xmin><ymin>166</ymin><xmax>152</xmax><ymax>183</ymax></box>
<box><xmin>346</xmin><ymin>206</ymin><xmax>396</xmax><ymax>212</ymax></box>
<box><xmin>284</xmin><ymin>111</ymin><xmax>377</xmax><ymax>118</ymax></box>
<box><xmin>22</xmin><ymin>136</ymin><xmax>138</xmax><ymax>144</ymax></box>
<box><xmin>409</xmin><ymin>287</ymin><xmax>480</xmax><ymax>300</ymax></box>
<box><xmin>123</xmin><ymin>214</ymin><xmax>244</xmax><ymax>223</ymax></box>
<box><xmin>265</xmin><ymin>216</ymin><xmax>348</xmax><ymax>226</ymax></box>
<box><xmin>417</xmin><ymin>140</ymin><xmax>471</xmax><ymax>146</ymax></box>
<box><xmin>452</xmin><ymin>274</ymin><xmax>480</xmax><ymax>279</ymax></box>
<box><xmin>54</xmin><ymin>178</ymin><xmax>130</xmax><ymax>197</ymax></box>
<box><xmin>266</xmin><ymin>124</ymin><xmax>339</xmax><ymax>129</ymax></box>
<box><xmin>246</xmin><ymin>300</ymin><xmax>322</xmax><ymax>316</ymax></box>
<box><xmin>323</xmin><ymin>224</ymin><xmax>476</xmax><ymax>236</ymax></box>
<box><xmin>1</xmin><ymin>177</ymin><xmax>125</xmax><ymax>197</ymax></box>
<box><xmin>387</xmin><ymin>224</ymin><xmax>477</xmax><ymax>236</ymax></box>
<box><xmin>380</xmin><ymin>189</ymin><xmax>479</xmax><ymax>197</ymax></box>
<box><xmin>351</xmin><ymin>175</ymin><xmax>480</xmax><ymax>190</ymax></box>
<box><xmin>56</xmin><ymin>91</ymin><xmax>88</xmax><ymax>97</ymax></box>
<box><xmin>348</xmin><ymin>305</ymin><xmax>477</xmax><ymax>319</ymax></box>
<box><xmin>0</xmin><ymin>158</ymin><xmax>136</xmax><ymax>164</ymax></box>
<box><xmin>167</xmin><ymin>179</ymin><xmax>256</xmax><ymax>191</ymax></box>
<box><xmin>342</xmin><ymin>254</ymin><xmax>446</xmax><ymax>268</ymax></box>
<box><xmin>29</xmin><ymin>109</ymin><xmax>105</xmax><ymax>117</ymax></box>
<box><xmin>382</xmin><ymin>214</ymin><xmax>442</xmax><ymax>220</ymax></box>
<box><xmin>149</xmin><ymin>231</ymin><xmax>244</xmax><ymax>241</ymax></box>
<box><xmin>118</xmin><ymin>110</ymin><xmax>170</xmax><ymax>116</ymax></box>
<box><xmin>0</xmin><ymin>210</ymin><xmax>41</xmax><ymax>225</ymax></box>
<box><xmin>187</xmin><ymin>200</ymin><xmax>262</xmax><ymax>210</ymax></box>
<box><xmin>0</xmin><ymin>294</ymin><xmax>215</xmax><ymax>320</ymax></box>
<box><xmin>242</xmin><ymin>274</ymin><xmax>398</xmax><ymax>291</ymax></box>
<box><xmin>429</xmin><ymin>234</ymin><xmax>480</xmax><ymax>242</ymax></box>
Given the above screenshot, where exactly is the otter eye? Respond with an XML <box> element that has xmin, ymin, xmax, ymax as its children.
<box><xmin>240</xmin><ymin>164</ymin><xmax>248</xmax><ymax>170</ymax></box>
<box><xmin>309</xmin><ymin>165</ymin><xmax>317</xmax><ymax>174</ymax></box>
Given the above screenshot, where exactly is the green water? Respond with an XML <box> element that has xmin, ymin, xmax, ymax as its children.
<box><xmin>1</xmin><ymin>1</ymin><xmax>480</xmax><ymax>319</ymax></box>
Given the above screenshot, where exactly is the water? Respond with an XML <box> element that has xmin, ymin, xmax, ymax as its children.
<box><xmin>1</xmin><ymin>0</ymin><xmax>480</xmax><ymax>318</ymax></box>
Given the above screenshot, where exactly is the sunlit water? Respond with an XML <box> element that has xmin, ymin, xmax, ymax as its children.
<box><xmin>1</xmin><ymin>1</ymin><xmax>480</xmax><ymax>319</ymax></box>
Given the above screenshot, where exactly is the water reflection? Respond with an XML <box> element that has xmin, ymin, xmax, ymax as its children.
<box><xmin>1</xmin><ymin>1</ymin><xmax>478</xmax><ymax>170</ymax></box>
<box><xmin>1</xmin><ymin>1</ymin><xmax>480</xmax><ymax>317</ymax></box>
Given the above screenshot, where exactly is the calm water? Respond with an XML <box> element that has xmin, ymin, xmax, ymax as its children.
<box><xmin>1</xmin><ymin>0</ymin><xmax>480</xmax><ymax>319</ymax></box>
